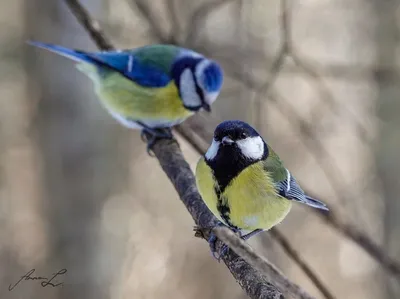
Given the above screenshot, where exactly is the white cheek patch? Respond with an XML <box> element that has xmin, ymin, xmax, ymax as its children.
<box><xmin>236</xmin><ymin>136</ymin><xmax>264</xmax><ymax>160</ymax></box>
<box><xmin>180</xmin><ymin>68</ymin><xmax>202</xmax><ymax>108</ymax></box>
<box><xmin>205</xmin><ymin>139</ymin><xmax>220</xmax><ymax>160</ymax></box>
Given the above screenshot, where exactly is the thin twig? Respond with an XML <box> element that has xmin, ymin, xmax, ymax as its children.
<box><xmin>185</xmin><ymin>0</ymin><xmax>239</xmax><ymax>46</ymax></box>
<box><xmin>166</xmin><ymin>0</ymin><xmax>181</xmax><ymax>43</ymax></box>
<box><xmin>267</xmin><ymin>91</ymin><xmax>352</xmax><ymax>211</ymax></box>
<box><xmin>181</xmin><ymin>103</ymin><xmax>400</xmax><ymax>283</ymax></box>
<box><xmin>270</xmin><ymin>229</ymin><xmax>336</xmax><ymax>299</ymax></box>
<box><xmin>150</xmin><ymin>137</ymin><xmax>313</xmax><ymax>299</ymax></box>
<box><xmin>267</xmin><ymin>90</ymin><xmax>400</xmax><ymax>281</ymax></box>
<box><xmin>253</xmin><ymin>0</ymin><xmax>290</xmax><ymax>129</ymax></box>
<box><xmin>315</xmin><ymin>203</ymin><xmax>400</xmax><ymax>279</ymax></box>
<box><xmin>64</xmin><ymin>0</ymin><xmax>114</xmax><ymax>50</ymax></box>
<box><xmin>129</xmin><ymin>0</ymin><xmax>170</xmax><ymax>43</ymax></box>
<box><xmin>179</xmin><ymin>119</ymin><xmax>336</xmax><ymax>299</ymax></box>
<box><xmin>63</xmin><ymin>0</ymin><xmax>315</xmax><ymax>298</ymax></box>
<box><xmin>291</xmin><ymin>54</ymin><xmax>371</xmax><ymax>146</ymax></box>
<box><xmin>214</xmin><ymin>226</ymin><xmax>316</xmax><ymax>299</ymax></box>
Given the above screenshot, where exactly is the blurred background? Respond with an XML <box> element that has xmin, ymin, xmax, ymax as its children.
<box><xmin>1</xmin><ymin>0</ymin><xmax>399</xmax><ymax>298</ymax></box>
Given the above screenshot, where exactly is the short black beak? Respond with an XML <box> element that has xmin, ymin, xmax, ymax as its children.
<box><xmin>222</xmin><ymin>136</ymin><xmax>234</xmax><ymax>145</ymax></box>
<box><xmin>202</xmin><ymin>103</ymin><xmax>211</xmax><ymax>112</ymax></box>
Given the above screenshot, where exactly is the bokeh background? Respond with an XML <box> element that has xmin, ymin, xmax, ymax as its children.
<box><xmin>1</xmin><ymin>0</ymin><xmax>399</xmax><ymax>298</ymax></box>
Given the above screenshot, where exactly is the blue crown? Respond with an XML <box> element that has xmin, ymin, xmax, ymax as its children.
<box><xmin>202</xmin><ymin>62</ymin><xmax>223</xmax><ymax>92</ymax></box>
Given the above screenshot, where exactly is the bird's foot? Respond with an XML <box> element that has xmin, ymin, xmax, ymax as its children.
<box><xmin>208</xmin><ymin>228</ymin><xmax>263</xmax><ymax>262</ymax></box>
<box><xmin>240</xmin><ymin>229</ymin><xmax>263</xmax><ymax>241</ymax></box>
<box><xmin>208</xmin><ymin>223</ymin><xmax>240</xmax><ymax>262</ymax></box>
<box><xmin>140</xmin><ymin>127</ymin><xmax>173</xmax><ymax>156</ymax></box>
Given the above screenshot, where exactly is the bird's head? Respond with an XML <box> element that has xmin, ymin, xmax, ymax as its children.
<box><xmin>171</xmin><ymin>55</ymin><xmax>223</xmax><ymax>112</ymax></box>
<box><xmin>205</xmin><ymin>120</ymin><xmax>268</xmax><ymax>167</ymax></box>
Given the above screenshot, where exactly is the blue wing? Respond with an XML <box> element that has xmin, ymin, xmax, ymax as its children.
<box><xmin>275</xmin><ymin>170</ymin><xmax>329</xmax><ymax>211</ymax></box>
<box><xmin>28</xmin><ymin>41</ymin><xmax>171</xmax><ymax>88</ymax></box>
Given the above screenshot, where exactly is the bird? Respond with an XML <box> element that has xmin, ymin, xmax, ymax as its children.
<box><xmin>195</xmin><ymin>120</ymin><xmax>328</xmax><ymax>260</ymax></box>
<box><xmin>28</xmin><ymin>42</ymin><xmax>224</xmax><ymax>153</ymax></box>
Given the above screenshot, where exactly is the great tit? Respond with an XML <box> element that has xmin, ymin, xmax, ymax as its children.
<box><xmin>196</xmin><ymin>120</ymin><xmax>328</xmax><ymax>259</ymax></box>
<box><xmin>29</xmin><ymin>42</ymin><xmax>224</xmax><ymax>152</ymax></box>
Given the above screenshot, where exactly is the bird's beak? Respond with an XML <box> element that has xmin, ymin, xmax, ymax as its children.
<box><xmin>222</xmin><ymin>136</ymin><xmax>234</xmax><ymax>145</ymax></box>
<box><xmin>202</xmin><ymin>103</ymin><xmax>211</xmax><ymax>112</ymax></box>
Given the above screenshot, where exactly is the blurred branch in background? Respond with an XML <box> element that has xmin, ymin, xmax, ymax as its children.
<box><xmin>181</xmin><ymin>89</ymin><xmax>400</xmax><ymax>282</ymax></box>
<box><xmin>63</xmin><ymin>0</ymin><xmax>318</xmax><ymax>298</ymax></box>
<box><xmin>107</xmin><ymin>0</ymin><xmax>400</xmax><ymax>293</ymax></box>
<box><xmin>176</xmin><ymin>124</ymin><xmax>335</xmax><ymax>299</ymax></box>
<box><xmin>168</xmin><ymin>0</ymin><xmax>400</xmax><ymax>282</ymax></box>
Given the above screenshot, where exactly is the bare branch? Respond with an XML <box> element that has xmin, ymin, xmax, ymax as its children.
<box><xmin>213</xmin><ymin>226</ymin><xmax>317</xmax><ymax>299</ymax></box>
<box><xmin>166</xmin><ymin>0</ymin><xmax>181</xmax><ymax>43</ymax></box>
<box><xmin>270</xmin><ymin>229</ymin><xmax>336</xmax><ymax>299</ymax></box>
<box><xmin>63</xmin><ymin>0</ymin><xmax>316</xmax><ymax>298</ymax></box>
<box><xmin>64</xmin><ymin>0</ymin><xmax>114</xmax><ymax>50</ymax></box>
<box><xmin>290</xmin><ymin>54</ymin><xmax>371</xmax><ymax>145</ymax></box>
<box><xmin>151</xmin><ymin>137</ymin><xmax>313</xmax><ymax>299</ymax></box>
<box><xmin>129</xmin><ymin>0</ymin><xmax>170</xmax><ymax>43</ymax></box>
<box><xmin>253</xmin><ymin>0</ymin><xmax>291</xmax><ymax>127</ymax></box>
<box><xmin>181</xmin><ymin>108</ymin><xmax>400</xmax><ymax>282</ymax></box>
<box><xmin>315</xmin><ymin>203</ymin><xmax>400</xmax><ymax>279</ymax></box>
<box><xmin>268</xmin><ymin>91</ymin><xmax>400</xmax><ymax>281</ymax></box>
<box><xmin>179</xmin><ymin>119</ymin><xmax>336</xmax><ymax>299</ymax></box>
<box><xmin>185</xmin><ymin>0</ymin><xmax>239</xmax><ymax>46</ymax></box>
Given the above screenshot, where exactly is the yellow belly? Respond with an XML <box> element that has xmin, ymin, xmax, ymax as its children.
<box><xmin>196</xmin><ymin>158</ymin><xmax>292</xmax><ymax>231</ymax></box>
<box><xmin>77</xmin><ymin>63</ymin><xmax>193</xmax><ymax>122</ymax></box>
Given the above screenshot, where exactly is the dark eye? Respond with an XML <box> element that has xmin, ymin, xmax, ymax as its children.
<box><xmin>239</xmin><ymin>132</ymin><xmax>247</xmax><ymax>139</ymax></box>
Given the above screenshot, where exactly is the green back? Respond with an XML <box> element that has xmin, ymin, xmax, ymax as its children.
<box><xmin>263</xmin><ymin>145</ymin><xmax>287</xmax><ymax>183</ymax></box>
<box><xmin>131</xmin><ymin>44</ymin><xmax>182</xmax><ymax>74</ymax></box>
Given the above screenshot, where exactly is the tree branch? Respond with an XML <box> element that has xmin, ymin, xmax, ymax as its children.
<box><xmin>182</xmin><ymin>114</ymin><xmax>400</xmax><ymax>282</ymax></box>
<box><xmin>177</xmin><ymin>123</ymin><xmax>336</xmax><ymax>299</ymax></box>
<box><xmin>185</xmin><ymin>0</ymin><xmax>239</xmax><ymax>46</ymax></box>
<box><xmin>129</xmin><ymin>0</ymin><xmax>170</xmax><ymax>43</ymax></box>
<box><xmin>62</xmin><ymin>0</ymin><xmax>316</xmax><ymax>298</ymax></box>
<box><xmin>65</xmin><ymin>0</ymin><xmax>114</xmax><ymax>50</ymax></box>
<box><xmin>270</xmin><ymin>229</ymin><xmax>335</xmax><ymax>299</ymax></box>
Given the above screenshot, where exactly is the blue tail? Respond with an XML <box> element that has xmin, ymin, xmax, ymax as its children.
<box><xmin>27</xmin><ymin>41</ymin><xmax>98</xmax><ymax>64</ymax></box>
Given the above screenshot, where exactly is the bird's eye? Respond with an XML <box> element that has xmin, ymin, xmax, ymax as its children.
<box><xmin>240</xmin><ymin>132</ymin><xmax>247</xmax><ymax>139</ymax></box>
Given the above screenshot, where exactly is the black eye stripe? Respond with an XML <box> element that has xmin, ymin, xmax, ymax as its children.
<box><xmin>191</xmin><ymin>67</ymin><xmax>205</xmax><ymax>103</ymax></box>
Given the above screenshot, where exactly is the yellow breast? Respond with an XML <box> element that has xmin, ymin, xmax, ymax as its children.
<box><xmin>196</xmin><ymin>158</ymin><xmax>292</xmax><ymax>231</ymax></box>
<box><xmin>223</xmin><ymin>162</ymin><xmax>292</xmax><ymax>230</ymax></box>
<box><xmin>77</xmin><ymin>63</ymin><xmax>193</xmax><ymax>121</ymax></box>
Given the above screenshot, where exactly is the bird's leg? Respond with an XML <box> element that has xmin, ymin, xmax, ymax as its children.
<box><xmin>137</xmin><ymin>122</ymin><xmax>173</xmax><ymax>155</ymax></box>
<box><xmin>213</xmin><ymin>229</ymin><xmax>264</xmax><ymax>262</ymax></box>
<box><xmin>208</xmin><ymin>223</ymin><xmax>240</xmax><ymax>262</ymax></box>
<box><xmin>208</xmin><ymin>222</ymin><xmax>225</xmax><ymax>260</ymax></box>
<box><xmin>240</xmin><ymin>229</ymin><xmax>263</xmax><ymax>241</ymax></box>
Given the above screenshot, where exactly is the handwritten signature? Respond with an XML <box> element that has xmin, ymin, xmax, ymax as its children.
<box><xmin>9</xmin><ymin>268</ymin><xmax>67</xmax><ymax>291</ymax></box>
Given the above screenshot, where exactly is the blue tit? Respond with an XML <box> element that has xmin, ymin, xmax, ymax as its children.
<box><xmin>28</xmin><ymin>42</ymin><xmax>224</xmax><ymax>151</ymax></box>
<box><xmin>196</xmin><ymin>120</ymin><xmax>328</xmax><ymax>258</ymax></box>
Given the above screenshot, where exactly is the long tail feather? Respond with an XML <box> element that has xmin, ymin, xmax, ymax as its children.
<box><xmin>27</xmin><ymin>41</ymin><xmax>96</xmax><ymax>64</ymax></box>
<box><xmin>28</xmin><ymin>41</ymin><xmax>132</xmax><ymax>81</ymax></box>
<box><xmin>302</xmin><ymin>195</ymin><xmax>329</xmax><ymax>211</ymax></box>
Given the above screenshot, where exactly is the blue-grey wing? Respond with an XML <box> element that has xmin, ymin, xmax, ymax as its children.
<box><xmin>275</xmin><ymin>169</ymin><xmax>329</xmax><ymax>211</ymax></box>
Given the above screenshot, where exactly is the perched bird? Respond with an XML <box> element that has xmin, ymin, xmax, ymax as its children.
<box><xmin>196</xmin><ymin>120</ymin><xmax>328</xmax><ymax>259</ymax></box>
<box><xmin>28</xmin><ymin>42</ymin><xmax>223</xmax><ymax>152</ymax></box>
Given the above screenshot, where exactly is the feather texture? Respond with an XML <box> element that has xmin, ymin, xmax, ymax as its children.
<box><xmin>196</xmin><ymin>158</ymin><xmax>292</xmax><ymax>231</ymax></box>
<box><xmin>29</xmin><ymin>42</ymin><xmax>181</xmax><ymax>88</ymax></box>
<box><xmin>263</xmin><ymin>146</ymin><xmax>329</xmax><ymax>211</ymax></box>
